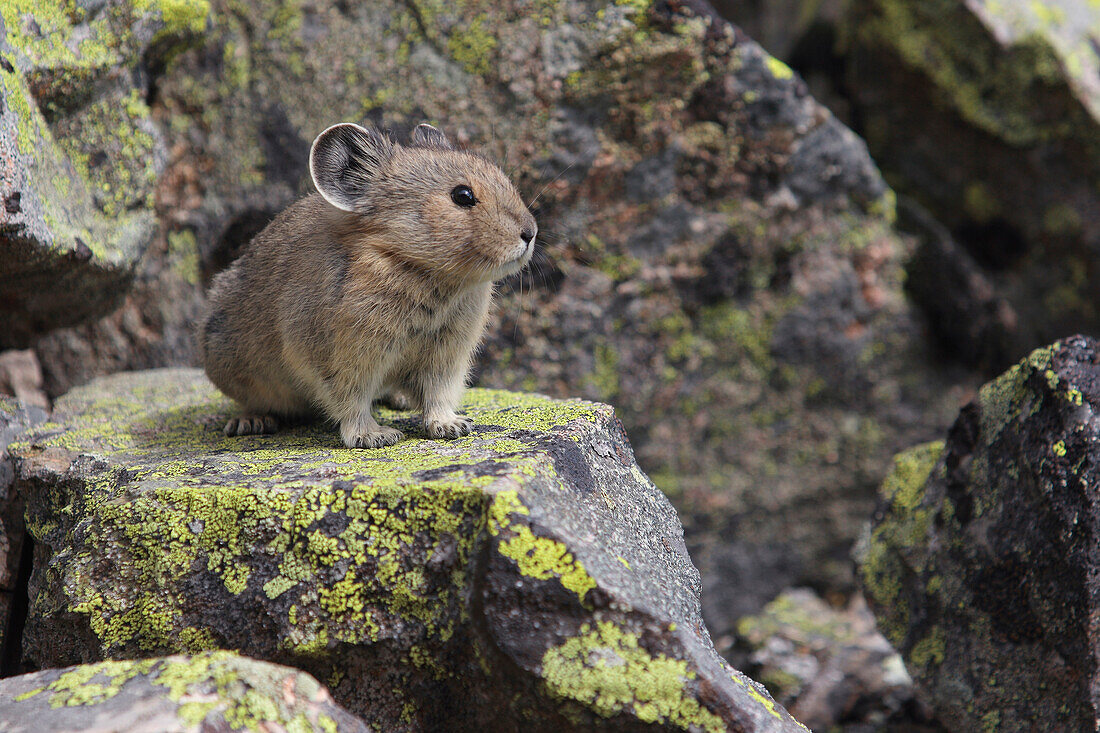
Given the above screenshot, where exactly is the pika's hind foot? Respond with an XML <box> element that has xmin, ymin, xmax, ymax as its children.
<box><xmin>424</xmin><ymin>415</ymin><xmax>473</xmax><ymax>439</ymax></box>
<box><xmin>344</xmin><ymin>425</ymin><xmax>404</xmax><ymax>449</ymax></box>
<box><xmin>379</xmin><ymin>391</ymin><xmax>412</xmax><ymax>411</ymax></box>
<box><xmin>224</xmin><ymin>415</ymin><xmax>278</xmax><ymax>436</ymax></box>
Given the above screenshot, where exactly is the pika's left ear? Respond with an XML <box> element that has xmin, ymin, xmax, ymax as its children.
<box><xmin>410</xmin><ymin>123</ymin><xmax>454</xmax><ymax>151</ymax></box>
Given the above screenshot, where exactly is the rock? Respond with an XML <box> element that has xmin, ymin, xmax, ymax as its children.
<box><xmin>0</xmin><ymin>350</ymin><xmax>48</xmax><ymax>412</ymax></box>
<box><xmin>0</xmin><ymin>393</ymin><xmax>45</xmax><ymax>661</ymax></box>
<box><xmin>733</xmin><ymin>588</ymin><xmax>942</xmax><ymax>732</ymax></box>
<box><xmin>71</xmin><ymin>0</ymin><xmax>968</xmax><ymax>640</ymax></box>
<box><xmin>12</xmin><ymin>368</ymin><xmax>806</xmax><ymax>732</ymax></box>
<box><xmin>0</xmin><ymin>0</ymin><xmax>208</xmax><ymax>347</ymax></box>
<box><xmin>861</xmin><ymin>335</ymin><xmax>1100</xmax><ymax>729</ymax></box>
<box><xmin>848</xmin><ymin>0</ymin><xmax>1100</xmax><ymax>364</ymax></box>
<box><xmin>0</xmin><ymin>650</ymin><xmax>372</xmax><ymax>732</ymax></box>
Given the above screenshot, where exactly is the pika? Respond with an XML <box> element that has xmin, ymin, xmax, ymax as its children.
<box><xmin>198</xmin><ymin>122</ymin><xmax>537</xmax><ymax>448</ymax></box>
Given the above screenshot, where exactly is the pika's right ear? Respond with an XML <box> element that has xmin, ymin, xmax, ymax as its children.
<box><xmin>309</xmin><ymin>123</ymin><xmax>395</xmax><ymax>212</ymax></box>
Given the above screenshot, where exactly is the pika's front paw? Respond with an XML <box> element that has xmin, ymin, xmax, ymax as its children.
<box><xmin>344</xmin><ymin>426</ymin><xmax>404</xmax><ymax>449</ymax></box>
<box><xmin>424</xmin><ymin>415</ymin><xmax>473</xmax><ymax>439</ymax></box>
<box><xmin>224</xmin><ymin>415</ymin><xmax>278</xmax><ymax>436</ymax></box>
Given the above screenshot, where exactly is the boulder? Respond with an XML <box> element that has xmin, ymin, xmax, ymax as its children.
<box><xmin>0</xmin><ymin>650</ymin><xmax>372</xmax><ymax>732</ymax></box>
<box><xmin>0</xmin><ymin>0</ymin><xmax>207</xmax><ymax>347</ymax></box>
<box><xmin>29</xmin><ymin>0</ymin><xmax>968</xmax><ymax>636</ymax></box>
<box><xmin>848</xmin><ymin>0</ymin><xmax>1100</xmax><ymax>364</ymax></box>
<box><xmin>12</xmin><ymin>368</ymin><xmax>806</xmax><ymax>731</ymax></box>
<box><xmin>733</xmin><ymin>588</ymin><xmax>939</xmax><ymax>731</ymax></box>
<box><xmin>0</xmin><ymin>393</ymin><xmax>45</xmax><ymax>660</ymax></box>
<box><xmin>861</xmin><ymin>335</ymin><xmax>1100</xmax><ymax>729</ymax></box>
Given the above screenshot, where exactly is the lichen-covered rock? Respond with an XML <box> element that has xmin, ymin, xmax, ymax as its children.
<box><xmin>0</xmin><ymin>0</ymin><xmax>208</xmax><ymax>347</ymax></box>
<box><xmin>861</xmin><ymin>335</ymin><xmax>1100</xmax><ymax>729</ymax></box>
<box><xmin>0</xmin><ymin>650</ymin><xmax>372</xmax><ymax>732</ymax></box>
<box><xmin>848</xmin><ymin>0</ymin><xmax>1100</xmax><ymax>364</ymax></box>
<box><xmin>28</xmin><ymin>0</ymin><xmax>970</xmax><ymax>637</ymax></box>
<box><xmin>12</xmin><ymin>368</ymin><xmax>806</xmax><ymax>732</ymax></box>
<box><xmin>733</xmin><ymin>588</ymin><xmax>939</xmax><ymax>731</ymax></box>
<box><xmin>0</xmin><ymin>394</ymin><xmax>45</xmax><ymax>658</ymax></box>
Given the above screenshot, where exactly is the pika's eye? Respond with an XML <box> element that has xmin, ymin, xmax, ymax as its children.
<box><xmin>450</xmin><ymin>185</ymin><xmax>477</xmax><ymax>208</ymax></box>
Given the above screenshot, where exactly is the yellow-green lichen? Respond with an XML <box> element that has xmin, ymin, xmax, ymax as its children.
<box><xmin>13</xmin><ymin>651</ymin><xmax>339</xmax><ymax>731</ymax></box>
<box><xmin>764</xmin><ymin>55</ymin><xmax>794</xmax><ymax>80</ymax></box>
<box><xmin>446</xmin><ymin>14</ymin><xmax>497</xmax><ymax>76</ymax></box>
<box><xmin>22</xmin><ymin>372</ymin><xmax>612</xmax><ymax>664</ymax></box>
<box><xmin>860</xmin><ymin>441</ymin><xmax>944</xmax><ymax>645</ymax></box>
<box><xmin>909</xmin><ymin>626</ymin><xmax>946</xmax><ymax>669</ymax></box>
<box><xmin>489</xmin><ymin>490</ymin><xmax>596</xmax><ymax>601</ymax></box>
<box><xmin>541</xmin><ymin>621</ymin><xmax>725</xmax><ymax>731</ymax></box>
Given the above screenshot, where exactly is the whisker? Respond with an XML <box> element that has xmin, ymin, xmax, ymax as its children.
<box><xmin>528</xmin><ymin>163</ymin><xmax>575</xmax><ymax>209</ymax></box>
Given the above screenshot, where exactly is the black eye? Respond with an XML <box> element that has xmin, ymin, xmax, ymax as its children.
<box><xmin>451</xmin><ymin>185</ymin><xmax>477</xmax><ymax>208</ymax></box>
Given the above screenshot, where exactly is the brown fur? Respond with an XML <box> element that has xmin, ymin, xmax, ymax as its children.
<box><xmin>198</xmin><ymin>123</ymin><xmax>536</xmax><ymax>448</ymax></box>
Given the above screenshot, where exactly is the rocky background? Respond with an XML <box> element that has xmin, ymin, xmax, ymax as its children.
<box><xmin>1</xmin><ymin>0</ymin><xmax>1098</xmax><ymax>730</ymax></box>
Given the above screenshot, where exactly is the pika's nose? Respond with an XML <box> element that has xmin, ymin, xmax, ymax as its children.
<box><xmin>520</xmin><ymin>227</ymin><xmax>535</xmax><ymax>244</ymax></box>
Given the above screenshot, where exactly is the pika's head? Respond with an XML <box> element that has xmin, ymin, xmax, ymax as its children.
<box><xmin>309</xmin><ymin>122</ymin><xmax>537</xmax><ymax>281</ymax></box>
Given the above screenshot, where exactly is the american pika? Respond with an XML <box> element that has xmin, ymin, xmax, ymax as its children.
<box><xmin>198</xmin><ymin>122</ymin><xmax>537</xmax><ymax>448</ymax></box>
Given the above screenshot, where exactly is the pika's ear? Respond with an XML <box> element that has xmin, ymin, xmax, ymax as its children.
<box><xmin>309</xmin><ymin>123</ymin><xmax>395</xmax><ymax>212</ymax></box>
<box><xmin>410</xmin><ymin>123</ymin><xmax>453</xmax><ymax>151</ymax></box>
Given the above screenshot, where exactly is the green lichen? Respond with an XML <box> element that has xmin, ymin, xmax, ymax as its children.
<box><xmin>862</xmin><ymin>0</ymin><xmax>1098</xmax><ymax>148</ymax></box>
<box><xmin>729</xmin><ymin>671</ymin><xmax>791</xmax><ymax>724</ymax></box>
<box><xmin>15</xmin><ymin>651</ymin><xmax>342</xmax><ymax>730</ymax></box>
<box><xmin>860</xmin><ymin>441</ymin><xmax>944</xmax><ymax>645</ymax></box>
<box><xmin>489</xmin><ymin>490</ymin><xmax>597</xmax><ymax>602</ymax></box>
<box><xmin>167</xmin><ymin>229</ymin><xmax>202</xmax><ymax>284</ymax></box>
<box><xmin>879</xmin><ymin>440</ymin><xmax>945</xmax><ymax>510</ymax></box>
<box><xmin>764</xmin><ymin>55</ymin><xmax>794</xmax><ymax>80</ymax></box>
<box><xmin>446</xmin><ymin>14</ymin><xmax>497</xmax><ymax>76</ymax></box>
<box><xmin>909</xmin><ymin>626</ymin><xmax>945</xmax><ymax>669</ymax></box>
<box><xmin>964</xmin><ymin>181</ymin><xmax>1001</xmax><ymax>223</ymax></box>
<box><xmin>22</xmin><ymin>372</ymin><xmax>613</xmax><ymax>663</ymax></box>
<box><xmin>499</xmin><ymin>526</ymin><xmax>597</xmax><ymax>601</ymax></box>
<box><xmin>978</xmin><ymin>343</ymin><xmax>1057</xmax><ymax>442</ymax></box>
<box><xmin>57</xmin><ymin>88</ymin><xmax>159</xmax><ymax>217</ymax></box>
<box><xmin>541</xmin><ymin>621</ymin><xmax>726</xmax><ymax>731</ymax></box>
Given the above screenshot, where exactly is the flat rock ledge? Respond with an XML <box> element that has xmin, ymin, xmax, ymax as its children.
<box><xmin>0</xmin><ymin>650</ymin><xmax>370</xmax><ymax>732</ymax></box>
<box><xmin>11</xmin><ymin>368</ymin><xmax>805</xmax><ymax>732</ymax></box>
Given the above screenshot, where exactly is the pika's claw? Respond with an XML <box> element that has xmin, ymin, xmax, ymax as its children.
<box><xmin>345</xmin><ymin>426</ymin><xmax>404</xmax><ymax>449</ymax></box>
<box><xmin>424</xmin><ymin>415</ymin><xmax>473</xmax><ymax>439</ymax></box>
<box><xmin>224</xmin><ymin>415</ymin><xmax>278</xmax><ymax>436</ymax></box>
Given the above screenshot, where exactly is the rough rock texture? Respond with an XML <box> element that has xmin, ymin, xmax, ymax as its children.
<box><xmin>24</xmin><ymin>0</ymin><xmax>971</xmax><ymax>637</ymax></box>
<box><xmin>848</xmin><ymin>0</ymin><xmax>1100</xmax><ymax>366</ymax></box>
<box><xmin>861</xmin><ymin>335</ymin><xmax>1100</xmax><ymax>730</ymax></box>
<box><xmin>12</xmin><ymin>368</ymin><xmax>806</xmax><ymax>732</ymax></box>
<box><xmin>0</xmin><ymin>0</ymin><xmax>208</xmax><ymax>348</ymax></box>
<box><xmin>0</xmin><ymin>394</ymin><xmax>45</xmax><ymax>660</ymax></box>
<box><xmin>0</xmin><ymin>349</ymin><xmax>48</xmax><ymax>412</ymax></box>
<box><xmin>0</xmin><ymin>650</ymin><xmax>372</xmax><ymax>732</ymax></box>
<box><xmin>732</xmin><ymin>588</ymin><xmax>942</xmax><ymax>732</ymax></box>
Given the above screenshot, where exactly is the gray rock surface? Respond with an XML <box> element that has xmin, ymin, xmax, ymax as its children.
<box><xmin>13</xmin><ymin>368</ymin><xmax>806</xmax><ymax>732</ymax></box>
<box><xmin>28</xmin><ymin>0</ymin><xmax>969</xmax><ymax>636</ymax></box>
<box><xmin>0</xmin><ymin>0</ymin><xmax>206</xmax><ymax>347</ymax></box>
<box><xmin>0</xmin><ymin>650</ymin><xmax>372</xmax><ymax>732</ymax></box>
<box><xmin>862</xmin><ymin>336</ymin><xmax>1100</xmax><ymax>729</ymax></box>
<box><xmin>0</xmin><ymin>393</ymin><xmax>44</xmax><ymax>659</ymax></box>
<box><xmin>733</xmin><ymin>588</ymin><xmax>941</xmax><ymax>731</ymax></box>
<box><xmin>847</xmin><ymin>0</ymin><xmax>1100</xmax><ymax>367</ymax></box>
